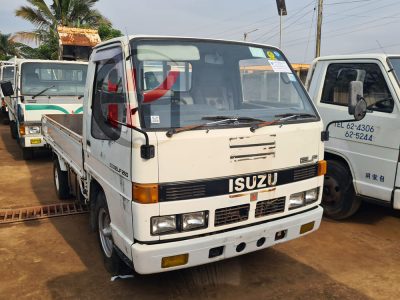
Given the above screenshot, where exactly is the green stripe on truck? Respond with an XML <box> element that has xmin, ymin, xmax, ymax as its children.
<box><xmin>26</xmin><ymin>105</ymin><xmax>83</xmax><ymax>114</ymax></box>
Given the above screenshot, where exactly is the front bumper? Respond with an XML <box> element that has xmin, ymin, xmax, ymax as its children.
<box><xmin>20</xmin><ymin>135</ymin><xmax>46</xmax><ymax>148</ymax></box>
<box><xmin>131</xmin><ymin>205</ymin><xmax>323</xmax><ymax>274</ymax></box>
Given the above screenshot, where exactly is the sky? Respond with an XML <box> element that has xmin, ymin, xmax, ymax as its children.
<box><xmin>1</xmin><ymin>0</ymin><xmax>400</xmax><ymax>63</ymax></box>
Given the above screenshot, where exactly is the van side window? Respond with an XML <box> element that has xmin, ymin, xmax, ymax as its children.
<box><xmin>321</xmin><ymin>63</ymin><xmax>394</xmax><ymax>113</ymax></box>
<box><xmin>91</xmin><ymin>47</ymin><xmax>127</xmax><ymax>140</ymax></box>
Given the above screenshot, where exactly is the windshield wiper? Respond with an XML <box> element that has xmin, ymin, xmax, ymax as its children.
<box><xmin>201</xmin><ymin>115</ymin><xmax>265</xmax><ymax>123</ymax></box>
<box><xmin>78</xmin><ymin>95</ymin><xmax>84</xmax><ymax>99</ymax></box>
<box><xmin>166</xmin><ymin>115</ymin><xmax>261</xmax><ymax>138</ymax></box>
<box><xmin>32</xmin><ymin>85</ymin><xmax>55</xmax><ymax>99</ymax></box>
<box><xmin>166</xmin><ymin>123</ymin><xmax>208</xmax><ymax>137</ymax></box>
<box><xmin>250</xmin><ymin>113</ymin><xmax>317</xmax><ymax>132</ymax></box>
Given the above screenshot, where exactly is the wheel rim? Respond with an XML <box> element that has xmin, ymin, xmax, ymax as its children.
<box><xmin>323</xmin><ymin>175</ymin><xmax>342</xmax><ymax>208</ymax></box>
<box><xmin>98</xmin><ymin>208</ymin><xmax>113</xmax><ymax>258</ymax></box>
<box><xmin>54</xmin><ymin>167</ymin><xmax>60</xmax><ymax>192</ymax></box>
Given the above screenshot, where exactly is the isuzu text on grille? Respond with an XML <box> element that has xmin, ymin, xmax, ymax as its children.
<box><xmin>229</xmin><ymin>173</ymin><xmax>278</xmax><ymax>193</ymax></box>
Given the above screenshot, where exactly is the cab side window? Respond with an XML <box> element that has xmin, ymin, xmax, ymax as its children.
<box><xmin>91</xmin><ymin>46</ymin><xmax>127</xmax><ymax>140</ymax></box>
<box><xmin>321</xmin><ymin>63</ymin><xmax>394</xmax><ymax>113</ymax></box>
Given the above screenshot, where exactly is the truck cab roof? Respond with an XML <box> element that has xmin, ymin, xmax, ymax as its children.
<box><xmin>312</xmin><ymin>53</ymin><xmax>400</xmax><ymax>64</ymax></box>
<box><xmin>93</xmin><ymin>35</ymin><xmax>276</xmax><ymax>50</ymax></box>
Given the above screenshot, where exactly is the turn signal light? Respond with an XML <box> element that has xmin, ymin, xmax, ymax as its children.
<box><xmin>19</xmin><ymin>125</ymin><xmax>25</xmax><ymax>136</ymax></box>
<box><xmin>133</xmin><ymin>183</ymin><xmax>158</xmax><ymax>204</ymax></box>
<box><xmin>161</xmin><ymin>254</ymin><xmax>188</xmax><ymax>268</ymax></box>
<box><xmin>318</xmin><ymin>160</ymin><xmax>327</xmax><ymax>176</ymax></box>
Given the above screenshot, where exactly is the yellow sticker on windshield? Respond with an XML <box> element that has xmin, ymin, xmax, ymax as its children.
<box><xmin>267</xmin><ymin>51</ymin><xmax>276</xmax><ymax>60</ymax></box>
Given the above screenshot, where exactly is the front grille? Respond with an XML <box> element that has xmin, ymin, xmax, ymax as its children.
<box><xmin>293</xmin><ymin>165</ymin><xmax>318</xmax><ymax>181</ymax></box>
<box><xmin>162</xmin><ymin>184</ymin><xmax>206</xmax><ymax>201</ymax></box>
<box><xmin>255</xmin><ymin>197</ymin><xmax>286</xmax><ymax>218</ymax></box>
<box><xmin>215</xmin><ymin>204</ymin><xmax>250</xmax><ymax>226</ymax></box>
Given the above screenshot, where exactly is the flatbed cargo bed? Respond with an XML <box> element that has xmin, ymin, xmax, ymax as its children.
<box><xmin>42</xmin><ymin>114</ymin><xmax>84</xmax><ymax>178</ymax></box>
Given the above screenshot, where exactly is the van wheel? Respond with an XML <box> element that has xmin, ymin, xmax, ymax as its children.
<box><xmin>322</xmin><ymin>160</ymin><xmax>361</xmax><ymax>220</ymax></box>
<box><xmin>95</xmin><ymin>191</ymin><xmax>129</xmax><ymax>275</ymax></box>
<box><xmin>10</xmin><ymin>121</ymin><xmax>17</xmax><ymax>139</ymax></box>
<box><xmin>53</xmin><ymin>160</ymin><xmax>70</xmax><ymax>199</ymax></box>
<box><xmin>22</xmin><ymin>148</ymin><xmax>34</xmax><ymax>160</ymax></box>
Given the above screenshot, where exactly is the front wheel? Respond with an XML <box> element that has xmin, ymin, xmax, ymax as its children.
<box><xmin>22</xmin><ymin>148</ymin><xmax>34</xmax><ymax>160</ymax></box>
<box><xmin>10</xmin><ymin>121</ymin><xmax>17</xmax><ymax>139</ymax></box>
<box><xmin>322</xmin><ymin>160</ymin><xmax>361</xmax><ymax>220</ymax></box>
<box><xmin>95</xmin><ymin>191</ymin><xmax>129</xmax><ymax>275</ymax></box>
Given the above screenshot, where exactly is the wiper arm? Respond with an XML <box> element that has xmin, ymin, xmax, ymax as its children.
<box><xmin>166</xmin><ymin>123</ymin><xmax>209</xmax><ymax>137</ymax></box>
<box><xmin>201</xmin><ymin>115</ymin><xmax>265</xmax><ymax>123</ymax></box>
<box><xmin>78</xmin><ymin>95</ymin><xmax>84</xmax><ymax>99</ymax></box>
<box><xmin>250</xmin><ymin>113</ymin><xmax>317</xmax><ymax>132</ymax></box>
<box><xmin>32</xmin><ymin>85</ymin><xmax>55</xmax><ymax>99</ymax></box>
<box><xmin>274</xmin><ymin>113</ymin><xmax>316</xmax><ymax>119</ymax></box>
<box><xmin>167</xmin><ymin>116</ymin><xmax>264</xmax><ymax>138</ymax></box>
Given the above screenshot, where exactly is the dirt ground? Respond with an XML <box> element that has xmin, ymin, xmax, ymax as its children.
<box><xmin>0</xmin><ymin>116</ymin><xmax>399</xmax><ymax>300</ymax></box>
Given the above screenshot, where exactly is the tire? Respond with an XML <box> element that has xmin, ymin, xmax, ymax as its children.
<box><xmin>322</xmin><ymin>160</ymin><xmax>361</xmax><ymax>220</ymax></box>
<box><xmin>95</xmin><ymin>191</ymin><xmax>129</xmax><ymax>275</ymax></box>
<box><xmin>10</xmin><ymin>121</ymin><xmax>17</xmax><ymax>139</ymax></box>
<box><xmin>53</xmin><ymin>159</ymin><xmax>70</xmax><ymax>199</ymax></box>
<box><xmin>22</xmin><ymin>148</ymin><xmax>34</xmax><ymax>160</ymax></box>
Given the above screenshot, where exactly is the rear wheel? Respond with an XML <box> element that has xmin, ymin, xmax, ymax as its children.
<box><xmin>322</xmin><ymin>160</ymin><xmax>361</xmax><ymax>220</ymax></box>
<box><xmin>95</xmin><ymin>191</ymin><xmax>129</xmax><ymax>275</ymax></box>
<box><xmin>53</xmin><ymin>159</ymin><xmax>70</xmax><ymax>199</ymax></box>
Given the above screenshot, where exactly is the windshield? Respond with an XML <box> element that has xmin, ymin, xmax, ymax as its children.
<box><xmin>2</xmin><ymin>66</ymin><xmax>15</xmax><ymax>85</ymax></box>
<box><xmin>132</xmin><ymin>39</ymin><xmax>317</xmax><ymax>129</ymax></box>
<box><xmin>389</xmin><ymin>57</ymin><xmax>400</xmax><ymax>85</ymax></box>
<box><xmin>21</xmin><ymin>62</ymin><xmax>87</xmax><ymax>96</ymax></box>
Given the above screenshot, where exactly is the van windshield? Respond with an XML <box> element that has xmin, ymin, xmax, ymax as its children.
<box><xmin>132</xmin><ymin>39</ymin><xmax>317</xmax><ymax>129</ymax></box>
<box><xmin>388</xmin><ymin>57</ymin><xmax>400</xmax><ymax>85</ymax></box>
<box><xmin>21</xmin><ymin>62</ymin><xmax>87</xmax><ymax>97</ymax></box>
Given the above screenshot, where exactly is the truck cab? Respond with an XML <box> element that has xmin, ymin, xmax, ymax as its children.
<box><xmin>43</xmin><ymin>36</ymin><xmax>329</xmax><ymax>274</ymax></box>
<box><xmin>3</xmin><ymin>59</ymin><xmax>87</xmax><ymax>159</ymax></box>
<box><xmin>306</xmin><ymin>54</ymin><xmax>400</xmax><ymax>219</ymax></box>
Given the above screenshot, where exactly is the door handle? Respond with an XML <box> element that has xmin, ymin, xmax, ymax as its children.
<box><xmin>86</xmin><ymin>140</ymin><xmax>91</xmax><ymax>146</ymax></box>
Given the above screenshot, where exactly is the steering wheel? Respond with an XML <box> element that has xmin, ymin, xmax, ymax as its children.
<box><xmin>369</xmin><ymin>97</ymin><xmax>393</xmax><ymax>109</ymax></box>
<box><xmin>171</xmin><ymin>97</ymin><xmax>188</xmax><ymax>105</ymax></box>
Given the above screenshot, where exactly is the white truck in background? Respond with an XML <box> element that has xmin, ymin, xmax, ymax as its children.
<box><xmin>306</xmin><ymin>54</ymin><xmax>400</xmax><ymax>219</ymax></box>
<box><xmin>0</xmin><ymin>61</ymin><xmax>14</xmax><ymax>120</ymax></box>
<box><xmin>30</xmin><ymin>36</ymin><xmax>360</xmax><ymax>275</ymax></box>
<box><xmin>1</xmin><ymin>59</ymin><xmax>87</xmax><ymax>159</ymax></box>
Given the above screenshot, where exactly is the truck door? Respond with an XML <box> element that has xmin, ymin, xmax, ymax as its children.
<box><xmin>318</xmin><ymin>61</ymin><xmax>400</xmax><ymax>203</ymax></box>
<box><xmin>85</xmin><ymin>45</ymin><xmax>134</xmax><ymax>257</ymax></box>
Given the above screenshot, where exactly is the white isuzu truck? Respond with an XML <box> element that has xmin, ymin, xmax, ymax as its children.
<box><xmin>306</xmin><ymin>54</ymin><xmax>400</xmax><ymax>219</ymax></box>
<box><xmin>32</xmin><ymin>36</ymin><xmax>361</xmax><ymax>275</ymax></box>
<box><xmin>1</xmin><ymin>59</ymin><xmax>87</xmax><ymax>159</ymax></box>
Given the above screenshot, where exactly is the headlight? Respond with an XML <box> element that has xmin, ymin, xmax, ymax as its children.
<box><xmin>182</xmin><ymin>211</ymin><xmax>207</xmax><ymax>231</ymax></box>
<box><xmin>151</xmin><ymin>215</ymin><xmax>176</xmax><ymax>235</ymax></box>
<box><xmin>289</xmin><ymin>192</ymin><xmax>305</xmax><ymax>209</ymax></box>
<box><xmin>28</xmin><ymin>126</ymin><xmax>41</xmax><ymax>134</ymax></box>
<box><xmin>151</xmin><ymin>211</ymin><xmax>208</xmax><ymax>235</ymax></box>
<box><xmin>305</xmin><ymin>188</ymin><xmax>319</xmax><ymax>204</ymax></box>
<box><xmin>289</xmin><ymin>188</ymin><xmax>319</xmax><ymax>210</ymax></box>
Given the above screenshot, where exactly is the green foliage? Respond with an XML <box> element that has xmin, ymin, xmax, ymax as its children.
<box><xmin>98</xmin><ymin>23</ymin><xmax>123</xmax><ymax>41</ymax></box>
<box><xmin>15</xmin><ymin>0</ymin><xmax>117</xmax><ymax>59</ymax></box>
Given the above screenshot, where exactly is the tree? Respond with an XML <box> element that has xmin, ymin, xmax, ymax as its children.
<box><xmin>16</xmin><ymin>0</ymin><xmax>110</xmax><ymax>33</ymax></box>
<box><xmin>98</xmin><ymin>23</ymin><xmax>123</xmax><ymax>41</ymax></box>
<box><xmin>0</xmin><ymin>32</ymin><xmax>35</xmax><ymax>60</ymax></box>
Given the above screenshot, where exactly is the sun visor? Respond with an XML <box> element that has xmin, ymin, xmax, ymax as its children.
<box><xmin>137</xmin><ymin>45</ymin><xmax>200</xmax><ymax>61</ymax></box>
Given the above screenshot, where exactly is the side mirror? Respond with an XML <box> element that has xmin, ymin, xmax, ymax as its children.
<box><xmin>0</xmin><ymin>81</ymin><xmax>14</xmax><ymax>97</ymax></box>
<box><xmin>348</xmin><ymin>81</ymin><xmax>367</xmax><ymax>121</ymax></box>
